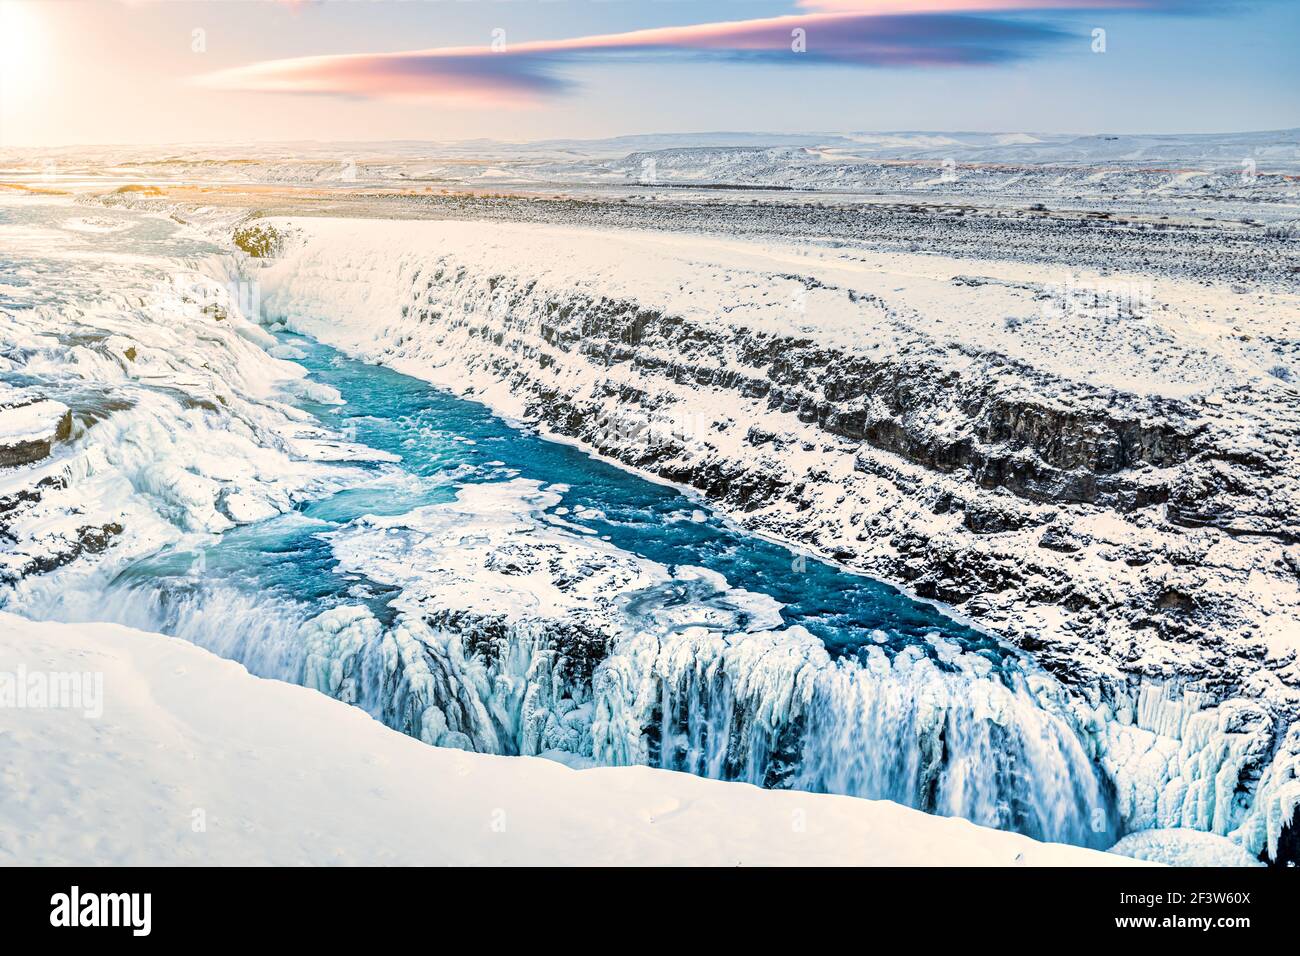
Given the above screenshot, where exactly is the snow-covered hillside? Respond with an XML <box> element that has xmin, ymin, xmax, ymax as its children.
<box><xmin>599</xmin><ymin>130</ymin><xmax>1300</xmax><ymax>210</ymax></box>
<box><xmin>6</xmin><ymin>129</ymin><xmax>1298</xmax><ymax>190</ymax></box>
<box><xmin>0</xmin><ymin>612</ymin><xmax>1133</xmax><ymax>866</ymax></box>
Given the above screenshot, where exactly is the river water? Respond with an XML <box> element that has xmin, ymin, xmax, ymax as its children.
<box><xmin>1</xmin><ymin>197</ymin><xmax>1120</xmax><ymax>849</ymax></box>
<box><xmin>42</xmin><ymin>331</ymin><xmax>1120</xmax><ymax>847</ymax></box>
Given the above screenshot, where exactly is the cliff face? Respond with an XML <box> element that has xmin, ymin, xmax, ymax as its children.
<box><xmin>260</xmin><ymin>216</ymin><xmax>1300</xmax><ymax>860</ymax></box>
<box><xmin>486</xmin><ymin>284</ymin><xmax>1297</xmax><ymax>657</ymax></box>
<box><xmin>262</xmin><ymin>218</ymin><xmax>1300</xmax><ymax>688</ymax></box>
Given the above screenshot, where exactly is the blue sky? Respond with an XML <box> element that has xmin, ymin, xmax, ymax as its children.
<box><xmin>1</xmin><ymin>0</ymin><xmax>1296</xmax><ymax>146</ymax></box>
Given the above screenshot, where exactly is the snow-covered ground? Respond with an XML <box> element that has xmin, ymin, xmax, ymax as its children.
<box><xmin>0</xmin><ymin>612</ymin><xmax>1133</xmax><ymax>866</ymax></box>
<box><xmin>257</xmin><ymin>216</ymin><xmax>1300</xmax><ymax>402</ymax></box>
<box><xmin>5</xmin><ymin>130</ymin><xmax>1298</xmax><ymax>219</ymax></box>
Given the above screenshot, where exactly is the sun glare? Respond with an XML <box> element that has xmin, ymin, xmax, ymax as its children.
<box><xmin>0</xmin><ymin>1</ymin><xmax>47</xmax><ymax>104</ymax></box>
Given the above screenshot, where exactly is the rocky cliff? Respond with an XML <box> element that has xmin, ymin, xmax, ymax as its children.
<box><xmin>260</xmin><ymin>216</ymin><xmax>1300</xmax><ymax>860</ymax></box>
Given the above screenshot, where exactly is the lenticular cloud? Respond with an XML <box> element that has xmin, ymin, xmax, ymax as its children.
<box><xmin>197</xmin><ymin>10</ymin><xmax>1070</xmax><ymax>105</ymax></box>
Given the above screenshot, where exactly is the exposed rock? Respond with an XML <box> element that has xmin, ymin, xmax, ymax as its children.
<box><xmin>232</xmin><ymin>221</ymin><xmax>286</xmax><ymax>258</ymax></box>
<box><xmin>0</xmin><ymin>395</ymin><xmax>72</xmax><ymax>468</ymax></box>
<box><xmin>1039</xmin><ymin>525</ymin><xmax>1084</xmax><ymax>553</ymax></box>
<box><xmin>258</xmin><ymin>217</ymin><xmax>1300</xmax><ymax>748</ymax></box>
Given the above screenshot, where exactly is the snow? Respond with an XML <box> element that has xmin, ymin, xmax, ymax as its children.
<box><xmin>0</xmin><ymin>396</ymin><xmax>68</xmax><ymax>446</ymax></box>
<box><xmin>1109</xmin><ymin>829</ymin><xmax>1264</xmax><ymax>868</ymax></box>
<box><xmin>0</xmin><ymin>612</ymin><xmax>1137</xmax><ymax>866</ymax></box>
<box><xmin>259</xmin><ymin>215</ymin><xmax>1299</xmax><ymax>403</ymax></box>
<box><xmin>0</xmin><ymin>196</ymin><xmax>1126</xmax><ymax>853</ymax></box>
<box><xmin>7</xmin><ymin>130</ymin><xmax>1296</xmax><ymax>219</ymax></box>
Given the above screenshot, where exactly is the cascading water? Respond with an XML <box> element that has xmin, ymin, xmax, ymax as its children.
<box><xmin>591</xmin><ymin>603</ymin><xmax>1114</xmax><ymax>846</ymax></box>
<box><xmin>10</xmin><ymin>331</ymin><xmax>1120</xmax><ymax>849</ymax></box>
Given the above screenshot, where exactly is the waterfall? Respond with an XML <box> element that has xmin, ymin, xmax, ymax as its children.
<box><xmin>27</xmin><ymin>553</ymin><xmax>1298</xmax><ymax>859</ymax></box>
<box><xmin>18</xmin><ymin>534</ymin><xmax>1119</xmax><ymax>849</ymax></box>
<box><xmin>588</xmin><ymin>582</ymin><xmax>1117</xmax><ymax>848</ymax></box>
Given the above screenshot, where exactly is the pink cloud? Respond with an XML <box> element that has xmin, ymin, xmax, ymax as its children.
<box><xmin>198</xmin><ymin>9</ymin><xmax>1079</xmax><ymax>106</ymax></box>
<box><xmin>797</xmin><ymin>1</ymin><xmax>1180</xmax><ymax>9</ymax></box>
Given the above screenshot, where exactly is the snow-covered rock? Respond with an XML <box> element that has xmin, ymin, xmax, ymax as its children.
<box><xmin>0</xmin><ymin>392</ymin><xmax>71</xmax><ymax>467</ymax></box>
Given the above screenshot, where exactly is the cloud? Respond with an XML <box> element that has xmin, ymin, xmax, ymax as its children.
<box><xmin>201</xmin><ymin>46</ymin><xmax>572</xmax><ymax>105</ymax></box>
<box><xmin>797</xmin><ymin>1</ymin><xmax>1226</xmax><ymax>10</ymax></box>
<box><xmin>198</xmin><ymin>0</ymin><xmax>1270</xmax><ymax>105</ymax></box>
<box><xmin>197</xmin><ymin>10</ymin><xmax>1073</xmax><ymax>106</ymax></box>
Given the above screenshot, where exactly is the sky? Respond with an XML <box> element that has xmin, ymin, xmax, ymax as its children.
<box><xmin>0</xmin><ymin>0</ymin><xmax>1297</xmax><ymax>146</ymax></box>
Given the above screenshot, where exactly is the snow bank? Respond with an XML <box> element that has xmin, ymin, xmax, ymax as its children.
<box><xmin>1109</xmin><ymin>829</ymin><xmax>1264</xmax><ymax>868</ymax></box>
<box><xmin>0</xmin><ymin>612</ymin><xmax>1135</xmax><ymax>866</ymax></box>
